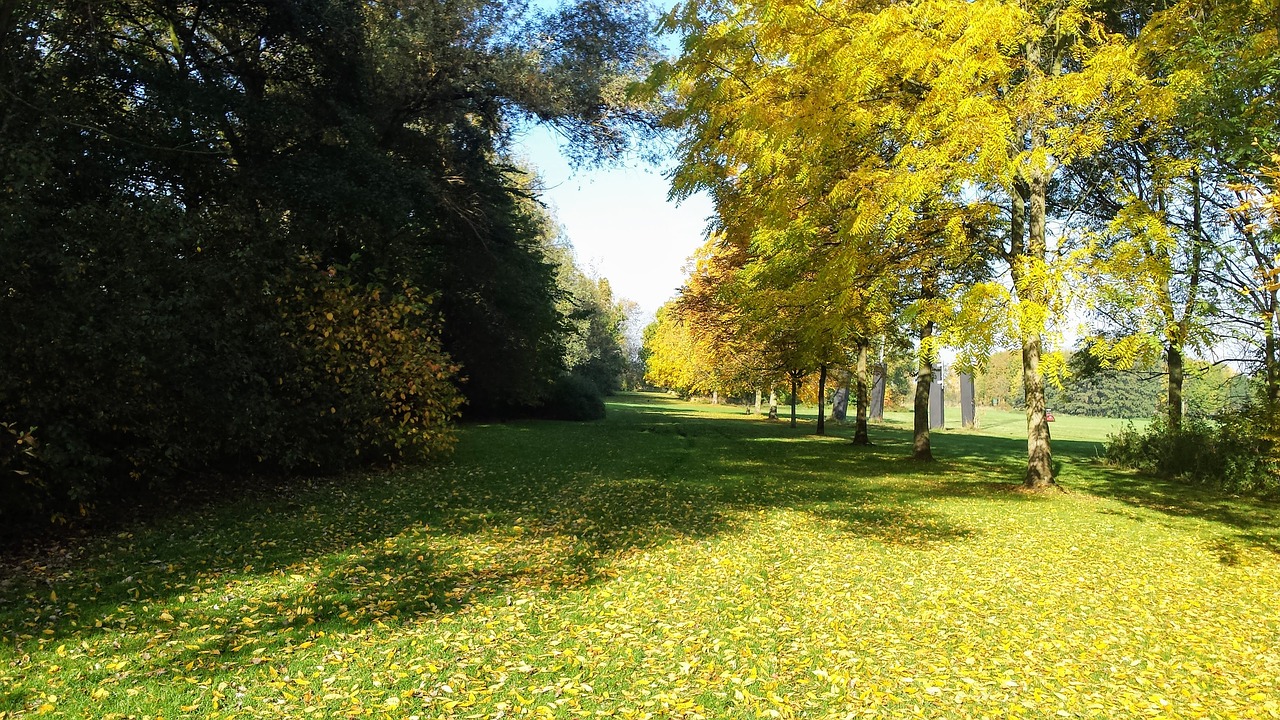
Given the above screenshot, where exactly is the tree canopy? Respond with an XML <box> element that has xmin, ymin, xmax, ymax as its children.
<box><xmin>0</xmin><ymin>0</ymin><xmax>657</xmax><ymax>530</ymax></box>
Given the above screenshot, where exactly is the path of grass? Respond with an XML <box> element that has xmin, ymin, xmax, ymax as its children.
<box><xmin>1</xmin><ymin>394</ymin><xmax>1277</xmax><ymax>718</ymax></box>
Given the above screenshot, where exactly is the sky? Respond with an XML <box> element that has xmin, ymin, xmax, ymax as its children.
<box><xmin>510</xmin><ymin>124</ymin><xmax>714</xmax><ymax>324</ymax></box>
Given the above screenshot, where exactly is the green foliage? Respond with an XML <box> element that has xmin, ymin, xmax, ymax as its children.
<box><xmin>1046</xmin><ymin>368</ymin><xmax>1163</xmax><ymax>419</ymax></box>
<box><xmin>0</xmin><ymin>0</ymin><xmax>657</xmax><ymax>526</ymax></box>
<box><xmin>0</xmin><ymin>423</ymin><xmax>43</xmax><ymax>526</ymax></box>
<box><xmin>1107</xmin><ymin>409</ymin><xmax>1280</xmax><ymax>495</ymax></box>
<box><xmin>536</xmin><ymin>373</ymin><xmax>609</xmax><ymax>421</ymax></box>
<box><xmin>549</xmin><ymin>243</ymin><xmax>633</xmax><ymax>397</ymax></box>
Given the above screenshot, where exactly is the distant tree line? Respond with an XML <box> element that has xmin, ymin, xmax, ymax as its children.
<box><xmin>0</xmin><ymin>0</ymin><xmax>653</xmax><ymax>532</ymax></box>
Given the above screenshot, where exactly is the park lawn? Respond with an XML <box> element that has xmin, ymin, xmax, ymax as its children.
<box><xmin>1</xmin><ymin>394</ymin><xmax>1277</xmax><ymax>719</ymax></box>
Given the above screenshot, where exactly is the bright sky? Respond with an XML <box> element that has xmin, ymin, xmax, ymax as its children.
<box><xmin>511</xmin><ymin>124</ymin><xmax>714</xmax><ymax>323</ymax></box>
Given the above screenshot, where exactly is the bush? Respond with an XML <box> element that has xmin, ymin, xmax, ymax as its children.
<box><xmin>1106</xmin><ymin>407</ymin><xmax>1280</xmax><ymax>494</ymax></box>
<box><xmin>536</xmin><ymin>373</ymin><xmax>607</xmax><ymax>421</ymax></box>
<box><xmin>277</xmin><ymin>272</ymin><xmax>464</xmax><ymax>467</ymax></box>
<box><xmin>0</xmin><ymin>260</ymin><xmax>462</xmax><ymax>537</ymax></box>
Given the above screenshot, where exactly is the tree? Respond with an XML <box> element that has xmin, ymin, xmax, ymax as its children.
<box><xmin>0</xmin><ymin>0</ymin><xmax>662</xmax><ymax>526</ymax></box>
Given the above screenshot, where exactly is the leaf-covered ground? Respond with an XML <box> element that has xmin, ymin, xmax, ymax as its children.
<box><xmin>2</xmin><ymin>395</ymin><xmax>1278</xmax><ymax>719</ymax></box>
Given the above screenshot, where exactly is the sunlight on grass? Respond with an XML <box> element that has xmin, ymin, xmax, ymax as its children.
<box><xmin>1</xmin><ymin>394</ymin><xmax>1276</xmax><ymax>718</ymax></box>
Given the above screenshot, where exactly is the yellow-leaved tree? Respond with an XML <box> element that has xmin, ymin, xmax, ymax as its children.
<box><xmin>655</xmin><ymin>0</ymin><xmax>1154</xmax><ymax>486</ymax></box>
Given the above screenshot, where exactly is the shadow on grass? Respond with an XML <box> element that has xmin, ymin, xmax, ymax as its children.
<box><xmin>2</xmin><ymin>392</ymin><xmax>1272</xmax><ymax>703</ymax></box>
<box><xmin>1063</xmin><ymin>461</ymin><xmax>1280</xmax><ymax>557</ymax></box>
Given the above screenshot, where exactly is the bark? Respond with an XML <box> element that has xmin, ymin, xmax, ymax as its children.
<box><xmin>1267</xmin><ymin>320</ymin><xmax>1280</xmax><ymax>407</ymax></box>
<box><xmin>913</xmin><ymin>323</ymin><xmax>934</xmax><ymax>461</ymax></box>
<box><xmin>711</xmin><ymin>391</ymin><xmax>718</xmax><ymax>405</ymax></box>
<box><xmin>1016</xmin><ymin>34</ymin><xmax>1054</xmax><ymax>489</ymax></box>
<box><xmin>1022</xmin><ymin>160</ymin><xmax>1054</xmax><ymax>488</ymax></box>
<box><xmin>789</xmin><ymin>374</ymin><xmax>799</xmax><ymax>428</ymax></box>
<box><xmin>754</xmin><ymin>389</ymin><xmax>762</xmax><ymax>415</ymax></box>
<box><xmin>1167</xmin><ymin>343</ymin><xmax>1184</xmax><ymax>430</ymax></box>
<box><xmin>1167</xmin><ymin>172</ymin><xmax>1203</xmax><ymax>432</ymax></box>
<box><xmin>853</xmin><ymin>343</ymin><xmax>870</xmax><ymax>445</ymax></box>
<box><xmin>1022</xmin><ymin>331</ymin><xmax>1053</xmax><ymax>486</ymax></box>
<box><xmin>768</xmin><ymin>390</ymin><xmax>778</xmax><ymax>420</ymax></box>
<box><xmin>816</xmin><ymin>365</ymin><xmax>827</xmax><ymax>435</ymax></box>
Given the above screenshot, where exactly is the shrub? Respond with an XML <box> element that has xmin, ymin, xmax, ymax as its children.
<box><xmin>276</xmin><ymin>272</ymin><xmax>464</xmax><ymax>467</ymax></box>
<box><xmin>536</xmin><ymin>373</ymin><xmax>607</xmax><ymax>421</ymax></box>
<box><xmin>0</xmin><ymin>260</ymin><xmax>462</xmax><ymax>537</ymax></box>
<box><xmin>1106</xmin><ymin>407</ymin><xmax>1280</xmax><ymax>494</ymax></box>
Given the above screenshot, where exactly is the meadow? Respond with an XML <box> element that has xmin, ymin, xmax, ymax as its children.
<box><xmin>1</xmin><ymin>394</ymin><xmax>1276</xmax><ymax>719</ymax></box>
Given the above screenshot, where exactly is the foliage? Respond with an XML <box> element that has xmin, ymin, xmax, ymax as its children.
<box><xmin>979</xmin><ymin>349</ymin><xmax>1250</xmax><ymax>419</ymax></box>
<box><xmin>0</xmin><ymin>0</ymin><xmax>658</xmax><ymax>523</ymax></box>
<box><xmin>0</xmin><ymin>423</ymin><xmax>42</xmax><ymax>527</ymax></box>
<box><xmin>2</xmin><ymin>395</ymin><xmax>1278</xmax><ymax>718</ymax></box>
<box><xmin>549</xmin><ymin>241</ymin><xmax>634</xmax><ymax>397</ymax></box>
<box><xmin>281</xmin><ymin>270</ymin><xmax>463</xmax><ymax>468</ymax></box>
<box><xmin>650</xmin><ymin>0</ymin><xmax>1169</xmax><ymax>484</ymax></box>
<box><xmin>643</xmin><ymin>303</ymin><xmax>712</xmax><ymax>397</ymax></box>
<box><xmin>536</xmin><ymin>373</ymin><xmax>609</xmax><ymax>421</ymax></box>
<box><xmin>1107</xmin><ymin>408</ymin><xmax>1280</xmax><ymax>495</ymax></box>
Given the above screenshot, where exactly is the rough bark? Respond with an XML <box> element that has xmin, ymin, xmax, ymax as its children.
<box><xmin>1022</xmin><ymin>331</ymin><xmax>1053</xmax><ymax>486</ymax></box>
<box><xmin>1267</xmin><ymin>321</ymin><xmax>1280</xmax><ymax>407</ymax></box>
<box><xmin>789</xmin><ymin>374</ymin><xmax>799</xmax><ymax>428</ymax></box>
<box><xmin>816</xmin><ymin>365</ymin><xmax>827</xmax><ymax>435</ymax></box>
<box><xmin>1167</xmin><ymin>173</ymin><xmax>1203</xmax><ymax>431</ymax></box>
<box><xmin>913</xmin><ymin>323</ymin><xmax>935</xmax><ymax>462</ymax></box>
<box><xmin>1022</xmin><ymin>157</ymin><xmax>1054</xmax><ymax>488</ymax></box>
<box><xmin>1167</xmin><ymin>343</ymin><xmax>1184</xmax><ymax>430</ymax></box>
<box><xmin>853</xmin><ymin>343</ymin><xmax>870</xmax><ymax>445</ymax></box>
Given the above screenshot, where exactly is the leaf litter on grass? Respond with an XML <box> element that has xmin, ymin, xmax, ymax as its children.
<box><xmin>1</xmin><ymin>395</ymin><xmax>1278</xmax><ymax>719</ymax></box>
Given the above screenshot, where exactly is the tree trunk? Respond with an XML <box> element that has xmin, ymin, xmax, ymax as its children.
<box><xmin>711</xmin><ymin>391</ymin><xmax>718</xmax><ymax>405</ymax></box>
<box><xmin>768</xmin><ymin>390</ymin><xmax>778</xmax><ymax>420</ymax></box>
<box><xmin>1022</xmin><ymin>331</ymin><xmax>1053</xmax><ymax>486</ymax></box>
<box><xmin>754</xmin><ymin>389</ymin><xmax>762</xmax><ymax>415</ymax></box>
<box><xmin>816</xmin><ymin>365</ymin><xmax>827</xmax><ymax>435</ymax></box>
<box><xmin>854</xmin><ymin>343</ymin><xmax>870</xmax><ymax>445</ymax></box>
<box><xmin>789</xmin><ymin>374</ymin><xmax>798</xmax><ymax>428</ymax></box>
<box><xmin>1267</xmin><ymin>310</ymin><xmax>1280</xmax><ymax>407</ymax></box>
<box><xmin>914</xmin><ymin>323</ymin><xmax>934</xmax><ymax>461</ymax></box>
<box><xmin>1022</xmin><ymin>162</ymin><xmax>1054</xmax><ymax>488</ymax></box>
<box><xmin>1167</xmin><ymin>343</ymin><xmax>1184</xmax><ymax>430</ymax></box>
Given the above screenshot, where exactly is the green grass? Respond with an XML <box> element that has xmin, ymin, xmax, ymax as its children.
<box><xmin>1</xmin><ymin>394</ymin><xmax>1277</xmax><ymax>719</ymax></box>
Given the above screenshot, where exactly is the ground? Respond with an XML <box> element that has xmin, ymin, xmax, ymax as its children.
<box><xmin>1</xmin><ymin>394</ymin><xmax>1276</xmax><ymax>719</ymax></box>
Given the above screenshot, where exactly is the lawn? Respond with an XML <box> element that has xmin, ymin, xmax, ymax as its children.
<box><xmin>1</xmin><ymin>394</ymin><xmax>1277</xmax><ymax>719</ymax></box>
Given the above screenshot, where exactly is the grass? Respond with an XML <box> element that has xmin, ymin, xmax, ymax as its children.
<box><xmin>1</xmin><ymin>394</ymin><xmax>1277</xmax><ymax>719</ymax></box>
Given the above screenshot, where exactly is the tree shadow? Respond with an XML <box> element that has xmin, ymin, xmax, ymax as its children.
<box><xmin>1065</xmin><ymin>463</ymin><xmax>1280</xmax><ymax>556</ymax></box>
<box><xmin>805</xmin><ymin>502</ymin><xmax>980</xmax><ymax>548</ymax></box>
<box><xmin>4</xmin><ymin>393</ymin><xmax>1273</xmax><ymax>712</ymax></box>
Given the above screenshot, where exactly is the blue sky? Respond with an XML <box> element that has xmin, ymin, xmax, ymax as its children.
<box><xmin>511</xmin><ymin>123</ymin><xmax>714</xmax><ymax>322</ymax></box>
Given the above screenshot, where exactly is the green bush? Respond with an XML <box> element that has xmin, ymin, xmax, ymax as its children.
<box><xmin>0</xmin><ymin>260</ymin><xmax>462</xmax><ymax>537</ymax></box>
<box><xmin>1106</xmin><ymin>407</ymin><xmax>1280</xmax><ymax>494</ymax></box>
<box><xmin>536</xmin><ymin>373</ymin><xmax>607</xmax><ymax>421</ymax></box>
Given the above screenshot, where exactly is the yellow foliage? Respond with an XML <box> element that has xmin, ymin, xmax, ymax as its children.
<box><xmin>287</xmin><ymin>266</ymin><xmax>462</xmax><ymax>464</ymax></box>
